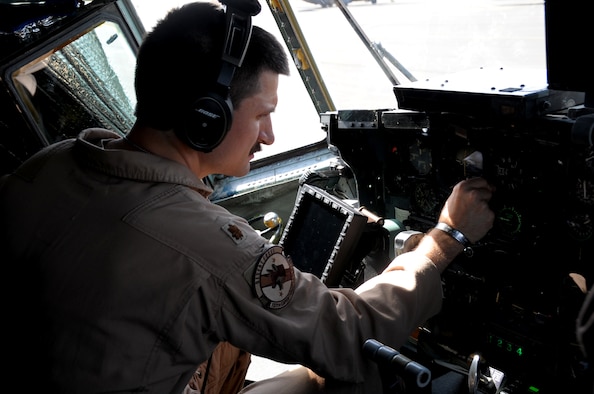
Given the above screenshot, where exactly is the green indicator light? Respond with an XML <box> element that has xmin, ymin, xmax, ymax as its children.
<box><xmin>528</xmin><ymin>386</ymin><xmax>540</xmax><ymax>393</ymax></box>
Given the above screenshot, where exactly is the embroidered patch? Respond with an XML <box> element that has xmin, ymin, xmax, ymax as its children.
<box><xmin>222</xmin><ymin>221</ymin><xmax>246</xmax><ymax>244</ymax></box>
<box><xmin>253</xmin><ymin>245</ymin><xmax>295</xmax><ymax>310</ymax></box>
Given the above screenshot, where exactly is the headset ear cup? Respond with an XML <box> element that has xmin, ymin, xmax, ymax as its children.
<box><xmin>179</xmin><ymin>93</ymin><xmax>233</xmax><ymax>152</ymax></box>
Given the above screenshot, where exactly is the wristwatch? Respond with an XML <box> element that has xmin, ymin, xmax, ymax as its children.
<box><xmin>434</xmin><ymin>222</ymin><xmax>471</xmax><ymax>248</ymax></box>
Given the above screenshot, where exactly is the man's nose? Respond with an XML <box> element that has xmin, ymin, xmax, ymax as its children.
<box><xmin>259</xmin><ymin>121</ymin><xmax>275</xmax><ymax>145</ymax></box>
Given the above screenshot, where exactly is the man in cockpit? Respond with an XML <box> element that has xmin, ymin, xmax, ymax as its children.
<box><xmin>0</xmin><ymin>1</ymin><xmax>495</xmax><ymax>393</ymax></box>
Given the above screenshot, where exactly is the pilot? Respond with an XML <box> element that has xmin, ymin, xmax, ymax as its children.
<box><xmin>0</xmin><ymin>1</ymin><xmax>495</xmax><ymax>393</ymax></box>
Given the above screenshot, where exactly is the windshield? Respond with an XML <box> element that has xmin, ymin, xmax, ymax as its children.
<box><xmin>132</xmin><ymin>0</ymin><xmax>546</xmax><ymax>158</ymax></box>
<box><xmin>295</xmin><ymin>0</ymin><xmax>546</xmax><ymax>108</ymax></box>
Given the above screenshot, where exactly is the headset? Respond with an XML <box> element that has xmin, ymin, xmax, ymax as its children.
<box><xmin>177</xmin><ymin>0</ymin><xmax>262</xmax><ymax>152</ymax></box>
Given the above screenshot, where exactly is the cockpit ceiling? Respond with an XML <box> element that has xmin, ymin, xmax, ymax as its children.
<box><xmin>0</xmin><ymin>0</ymin><xmax>103</xmax><ymax>33</ymax></box>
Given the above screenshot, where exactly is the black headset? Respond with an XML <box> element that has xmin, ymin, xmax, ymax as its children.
<box><xmin>177</xmin><ymin>0</ymin><xmax>262</xmax><ymax>152</ymax></box>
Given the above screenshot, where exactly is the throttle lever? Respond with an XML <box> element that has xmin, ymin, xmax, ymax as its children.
<box><xmin>468</xmin><ymin>354</ymin><xmax>505</xmax><ymax>394</ymax></box>
<box><xmin>468</xmin><ymin>354</ymin><xmax>481</xmax><ymax>394</ymax></box>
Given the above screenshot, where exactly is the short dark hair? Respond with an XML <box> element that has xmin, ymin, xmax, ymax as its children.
<box><xmin>134</xmin><ymin>1</ymin><xmax>290</xmax><ymax>131</ymax></box>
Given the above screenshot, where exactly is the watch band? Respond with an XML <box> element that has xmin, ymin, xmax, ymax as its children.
<box><xmin>434</xmin><ymin>222</ymin><xmax>471</xmax><ymax>247</ymax></box>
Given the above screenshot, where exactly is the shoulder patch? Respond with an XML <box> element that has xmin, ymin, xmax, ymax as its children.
<box><xmin>252</xmin><ymin>245</ymin><xmax>295</xmax><ymax>310</ymax></box>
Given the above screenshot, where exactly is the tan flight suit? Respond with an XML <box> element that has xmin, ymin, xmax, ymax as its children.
<box><xmin>1</xmin><ymin>128</ymin><xmax>443</xmax><ymax>393</ymax></box>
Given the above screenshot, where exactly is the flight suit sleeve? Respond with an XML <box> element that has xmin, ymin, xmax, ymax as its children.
<box><xmin>218</xmin><ymin>247</ymin><xmax>443</xmax><ymax>384</ymax></box>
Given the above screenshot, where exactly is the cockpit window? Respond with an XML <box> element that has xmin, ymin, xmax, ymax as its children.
<box><xmin>11</xmin><ymin>20</ymin><xmax>137</xmax><ymax>144</ymax></box>
<box><xmin>289</xmin><ymin>0</ymin><xmax>546</xmax><ymax>109</ymax></box>
<box><xmin>132</xmin><ymin>1</ymin><xmax>546</xmax><ymax>161</ymax></box>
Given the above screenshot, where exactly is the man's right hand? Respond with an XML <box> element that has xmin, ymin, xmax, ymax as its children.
<box><xmin>437</xmin><ymin>177</ymin><xmax>496</xmax><ymax>244</ymax></box>
<box><xmin>393</xmin><ymin>177</ymin><xmax>495</xmax><ymax>273</ymax></box>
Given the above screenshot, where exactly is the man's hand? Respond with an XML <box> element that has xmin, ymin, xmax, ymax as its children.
<box><xmin>389</xmin><ymin>177</ymin><xmax>496</xmax><ymax>273</ymax></box>
<box><xmin>438</xmin><ymin>177</ymin><xmax>495</xmax><ymax>244</ymax></box>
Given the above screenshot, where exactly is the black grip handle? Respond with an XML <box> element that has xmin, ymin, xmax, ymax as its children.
<box><xmin>363</xmin><ymin>339</ymin><xmax>431</xmax><ymax>389</ymax></box>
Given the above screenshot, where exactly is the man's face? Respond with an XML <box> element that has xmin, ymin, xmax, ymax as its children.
<box><xmin>204</xmin><ymin>70</ymin><xmax>279</xmax><ymax>177</ymax></box>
